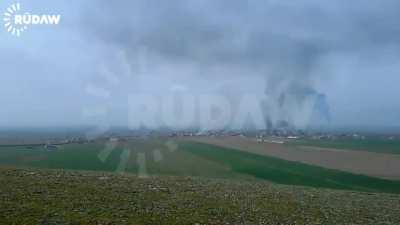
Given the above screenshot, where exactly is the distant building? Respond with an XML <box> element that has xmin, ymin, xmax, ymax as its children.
<box><xmin>270</xmin><ymin>140</ymin><xmax>285</xmax><ymax>144</ymax></box>
<box><xmin>287</xmin><ymin>136</ymin><xmax>299</xmax><ymax>139</ymax></box>
<box><xmin>109</xmin><ymin>137</ymin><xmax>119</xmax><ymax>142</ymax></box>
<box><xmin>44</xmin><ymin>144</ymin><xmax>58</xmax><ymax>151</ymax></box>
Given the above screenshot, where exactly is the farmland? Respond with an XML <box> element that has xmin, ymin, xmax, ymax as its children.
<box><xmin>287</xmin><ymin>138</ymin><xmax>400</xmax><ymax>154</ymax></box>
<box><xmin>1</xmin><ymin>138</ymin><xmax>400</xmax><ymax>194</ymax></box>
<box><xmin>191</xmin><ymin>136</ymin><xmax>400</xmax><ymax>180</ymax></box>
<box><xmin>1</xmin><ymin>137</ymin><xmax>400</xmax><ymax>225</ymax></box>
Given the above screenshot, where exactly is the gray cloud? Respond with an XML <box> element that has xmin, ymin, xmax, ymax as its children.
<box><xmin>1</xmin><ymin>0</ymin><xmax>400</xmax><ymax>130</ymax></box>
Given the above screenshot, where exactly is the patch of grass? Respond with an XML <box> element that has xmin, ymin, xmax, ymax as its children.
<box><xmin>181</xmin><ymin>142</ymin><xmax>400</xmax><ymax>193</ymax></box>
<box><xmin>2</xmin><ymin>168</ymin><xmax>400</xmax><ymax>225</ymax></box>
<box><xmin>287</xmin><ymin>139</ymin><xmax>400</xmax><ymax>154</ymax></box>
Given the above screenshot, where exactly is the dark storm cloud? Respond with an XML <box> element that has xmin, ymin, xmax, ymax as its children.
<box><xmin>81</xmin><ymin>0</ymin><xmax>400</xmax><ymax>66</ymax></box>
<box><xmin>78</xmin><ymin>0</ymin><xmax>400</xmax><ymax>94</ymax></box>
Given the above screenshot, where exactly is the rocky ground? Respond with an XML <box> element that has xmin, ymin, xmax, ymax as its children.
<box><xmin>1</xmin><ymin>167</ymin><xmax>400</xmax><ymax>225</ymax></box>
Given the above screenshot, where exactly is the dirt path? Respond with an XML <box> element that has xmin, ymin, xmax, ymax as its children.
<box><xmin>189</xmin><ymin>137</ymin><xmax>400</xmax><ymax>180</ymax></box>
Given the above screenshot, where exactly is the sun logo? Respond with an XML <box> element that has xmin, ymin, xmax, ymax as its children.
<box><xmin>85</xmin><ymin>73</ymin><xmax>180</xmax><ymax>177</ymax></box>
<box><xmin>3</xmin><ymin>3</ymin><xmax>27</xmax><ymax>37</ymax></box>
<box><xmin>97</xmin><ymin>138</ymin><xmax>178</xmax><ymax>178</ymax></box>
<box><xmin>83</xmin><ymin>48</ymin><xmax>178</xmax><ymax>177</ymax></box>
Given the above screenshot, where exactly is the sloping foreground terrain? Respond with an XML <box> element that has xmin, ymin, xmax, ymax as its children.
<box><xmin>1</xmin><ymin>167</ymin><xmax>400</xmax><ymax>225</ymax></box>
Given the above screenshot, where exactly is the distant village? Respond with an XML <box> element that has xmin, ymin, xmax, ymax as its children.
<box><xmin>1</xmin><ymin>127</ymin><xmax>399</xmax><ymax>151</ymax></box>
<box><xmin>46</xmin><ymin>128</ymin><xmax>399</xmax><ymax>148</ymax></box>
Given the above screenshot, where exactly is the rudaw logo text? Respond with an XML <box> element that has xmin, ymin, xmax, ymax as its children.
<box><xmin>3</xmin><ymin>3</ymin><xmax>61</xmax><ymax>37</ymax></box>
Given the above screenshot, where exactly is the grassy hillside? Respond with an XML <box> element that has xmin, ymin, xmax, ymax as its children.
<box><xmin>1</xmin><ymin>168</ymin><xmax>400</xmax><ymax>225</ymax></box>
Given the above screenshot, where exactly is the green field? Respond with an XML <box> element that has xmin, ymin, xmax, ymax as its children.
<box><xmin>1</xmin><ymin>139</ymin><xmax>400</xmax><ymax>193</ymax></box>
<box><xmin>0</xmin><ymin>140</ymin><xmax>243</xmax><ymax>180</ymax></box>
<box><xmin>288</xmin><ymin>139</ymin><xmax>400</xmax><ymax>154</ymax></box>
<box><xmin>0</xmin><ymin>143</ymin><xmax>123</xmax><ymax>172</ymax></box>
<box><xmin>182</xmin><ymin>142</ymin><xmax>400</xmax><ymax>193</ymax></box>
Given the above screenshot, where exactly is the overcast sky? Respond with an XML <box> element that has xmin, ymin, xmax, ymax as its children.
<box><xmin>1</xmin><ymin>0</ymin><xmax>400</xmax><ymax>130</ymax></box>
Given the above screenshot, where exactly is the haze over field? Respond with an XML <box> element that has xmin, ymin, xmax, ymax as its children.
<box><xmin>1</xmin><ymin>0</ymin><xmax>400</xmax><ymax>131</ymax></box>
